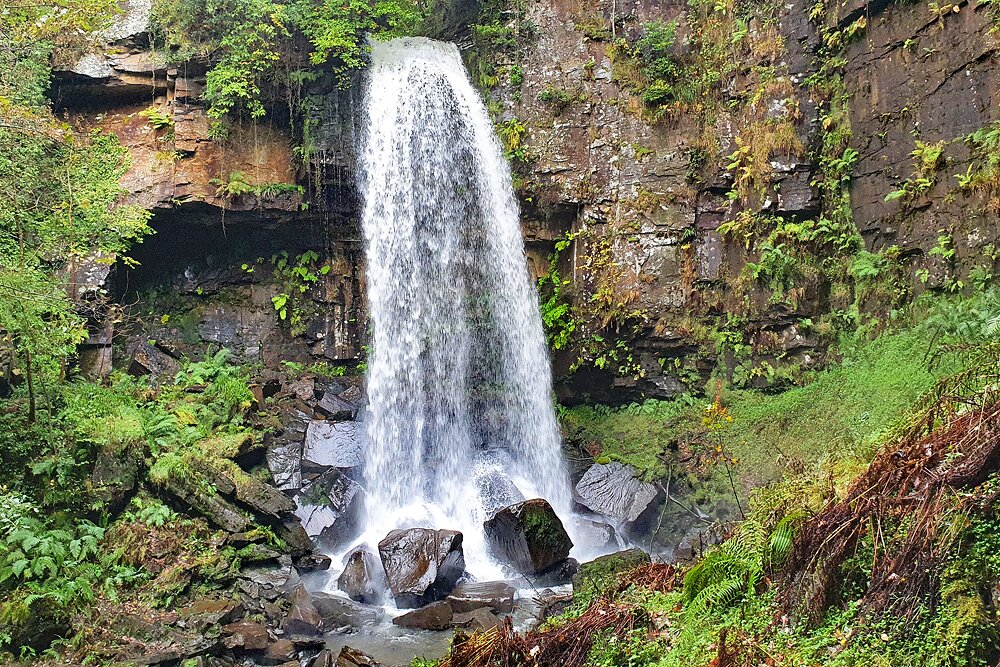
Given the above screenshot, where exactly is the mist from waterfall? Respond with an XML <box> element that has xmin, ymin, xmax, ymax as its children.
<box><xmin>356</xmin><ymin>37</ymin><xmax>571</xmax><ymax>575</ymax></box>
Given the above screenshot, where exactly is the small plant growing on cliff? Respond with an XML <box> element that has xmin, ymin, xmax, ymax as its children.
<box><xmin>139</xmin><ymin>106</ymin><xmax>174</xmax><ymax>130</ymax></box>
<box><xmin>885</xmin><ymin>140</ymin><xmax>947</xmax><ymax>202</ymax></box>
<box><xmin>495</xmin><ymin>117</ymin><xmax>528</xmax><ymax>161</ymax></box>
<box><xmin>538</xmin><ymin>86</ymin><xmax>579</xmax><ymax>113</ymax></box>
<box><xmin>210</xmin><ymin>171</ymin><xmax>255</xmax><ymax>200</ymax></box>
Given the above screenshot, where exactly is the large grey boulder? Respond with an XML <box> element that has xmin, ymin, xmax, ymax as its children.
<box><xmin>303</xmin><ymin>420</ymin><xmax>364</xmax><ymax>468</ymax></box>
<box><xmin>574</xmin><ymin>462</ymin><xmax>658</xmax><ymax>523</ymax></box>
<box><xmin>378</xmin><ymin>528</ymin><xmax>465</xmax><ymax>608</ymax></box>
<box><xmin>266</xmin><ymin>440</ymin><xmax>303</xmax><ymax>491</ymax></box>
<box><xmin>294</xmin><ymin>468</ymin><xmax>363</xmax><ymax>546</ymax></box>
<box><xmin>484</xmin><ymin>499</ymin><xmax>573</xmax><ymax>575</ymax></box>
<box><xmin>310</xmin><ymin>591</ymin><xmax>383</xmax><ymax>629</ymax></box>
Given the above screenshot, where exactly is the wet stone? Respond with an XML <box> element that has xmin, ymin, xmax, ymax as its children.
<box><xmin>378</xmin><ymin>528</ymin><xmax>466</xmax><ymax>608</ymax></box>
<box><xmin>574</xmin><ymin>462</ymin><xmax>658</xmax><ymax>523</ymax></box>
<box><xmin>338</xmin><ymin>546</ymin><xmax>388</xmax><ymax>605</ymax></box>
<box><xmin>391</xmin><ymin>600</ymin><xmax>453</xmax><ymax>631</ymax></box>
<box><xmin>483</xmin><ymin>499</ymin><xmax>573</xmax><ymax>575</ymax></box>
<box><xmin>446</xmin><ymin>581</ymin><xmax>515</xmax><ymax>614</ymax></box>
<box><xmin>303</xmin><ymin>420</ymin><xmax>364</xmax><ymax>468</ymax></box>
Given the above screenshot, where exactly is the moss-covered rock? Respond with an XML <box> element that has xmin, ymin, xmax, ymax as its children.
<box><xmin>572</xmin><ymin>548</ymin><xmax>651</xmax><ymax>600</ymax></box>
<box><xmin>484</xmin><ymin>498</ymin><xmax>573</xmax><ymax>575</ymax></box>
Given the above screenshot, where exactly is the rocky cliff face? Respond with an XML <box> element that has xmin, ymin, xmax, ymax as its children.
<box><xmin>843</xmin><ymin>1</ymin><xmax>1000</xmax><ymax>287</ymax></box>
<box><xmin>61</xmin><ymin>0</ymin><xmax>1000</xmax><ymax>403</ymax></box>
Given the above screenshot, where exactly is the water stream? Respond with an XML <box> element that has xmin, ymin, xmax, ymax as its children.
<box><xmin>355</xmin><ymin>37</ymin><xmax>573</xmax><ymax>577</ymax></box>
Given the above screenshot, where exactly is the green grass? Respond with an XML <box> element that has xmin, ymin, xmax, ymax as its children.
<box><xmin>561</xmin><ymin>298</ymin><xmax>978</xmax><ymax>488</ymax></box>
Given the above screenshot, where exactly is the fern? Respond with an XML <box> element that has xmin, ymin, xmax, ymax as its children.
<box><xmin>683</xmin><ymin>515</ymin><xmax>802</xmax><ymax>615</ymax></box>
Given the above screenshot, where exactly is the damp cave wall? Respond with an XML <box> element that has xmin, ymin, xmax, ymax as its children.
<box><xmin>59</xmin><ymin>0</ymin><xmax>1000</xmax><ymax>404</ymax></box>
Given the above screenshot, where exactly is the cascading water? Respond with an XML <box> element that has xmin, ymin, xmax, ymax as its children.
<box><xmin>356</xmin><ymin>37</ymin><xmax>572</xmax><ymax>576</ymax></box>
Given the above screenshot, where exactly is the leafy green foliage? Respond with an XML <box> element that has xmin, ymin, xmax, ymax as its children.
<box><xmin>150</xmin><ymin>0</ymin><xmax>421</xmax><ymax>119</ymax></box>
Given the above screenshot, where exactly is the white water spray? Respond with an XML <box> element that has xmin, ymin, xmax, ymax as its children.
<box><xmin>356</xmin><ymin>37</ymin><xmax>572</xmax><ymax>576</ymax></box>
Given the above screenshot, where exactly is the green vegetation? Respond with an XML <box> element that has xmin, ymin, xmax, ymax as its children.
<box><xmin>150</xmin><ymin>0</ymin><xmax>421</xmax><ymax>119</ymax></box>
<box><xmin>563</xmin><ymin>289</ymin><xmax>998</xmax><ymax>485</ymax></box>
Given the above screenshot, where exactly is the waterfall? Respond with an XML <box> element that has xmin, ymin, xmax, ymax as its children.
<box><xmin>357</xmin><ymin>37</ymin><xmax>571</xmax><ymax>574</ymax></box>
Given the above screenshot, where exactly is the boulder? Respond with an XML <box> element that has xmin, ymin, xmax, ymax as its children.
<box><xmin>451</xmin><ymin>607</ymin><xmax>501</xmax><ymax>632</ymax></box>
<box><xmin>91</xmin><ymin>443</ymin><xmax>142</xmax><ymax>511</ymax></box>
<box><xmin>336</xmin><ymin>646</ymin><xmax>380</xmax><ymax>667</ymax></box>
<box><xmin>177</xmin><ymin>598</ymin><xmax>242</xmax><ymax>631</ymax></box>
<box><xmin>219</xmin><ymin>470</ymin><xmax>296</xmax><ymax>519</ymax></box>
<box><xmin>311</xmin><ymin>591</ymin><xmax>383</xmax><ymax>629</ymax></box>
<box><xmin>483</xmin><ymin>499</ymin><xmax>573</xmax><ymax>575</ymax></box>
<box><xmin>303</xmin><ymin>420</ymin><xmax>364</xmax><ymax>468</ymax></box>
<box><xmin>446</xmin><ymin>581</ymin><xmax>515</xmax><ymax>614</ymax></box>
<box><xmin>316</xmin><ymin>387</ymin><xmax>362</xmax><ymax>420</ymax></box>
<box><xmin>222</xmin><ymin>620</ymin><xmax>270</xmax><ymax>651</ymax></box>
<box><xmin>572</xmin><ymin>549</ymin><xmax>651</xmax><ymax>598</ymax></box>
<box><xmin>267</xmin><ymin>440</ymin><xmax>303</xmax><ymax>491</ymax></box>
<box><xmin>338</xmin><ymin>546</ymin><xmax>388</xmax><ymax>604</ymax></box>
<box><xmin>161</xmin><ymin>474</ymin><xmax>250</xmax><ymax>533</ymax></box>
<box><xmin>284</xmin><ymin>585</ymin><xmax>323</xmax><ymax>636</ymax></box>
<box><xmin>275</xmin><ymin>517</ymin><xmax>315</xmax><ymax>558</ymax></box>
<box><xmin>310</xmin><ymin>649</ymin><xmax>336</xmax><ymax>667</ymax></box>
<box><xmin>127</xmin><ymin>340</ymin><xmax>181</xmax><ymax>383</ymax></box>
<box><xmin>262</xmin><ymin>639</ymin><xmax>297</xmax><ymax>665</ymax></box>
<box><xmin>572</xmin><ymin>517</ymin><xmax>620</xmax><ymax>552</ymax></box>
<box><xmin>378</xmin><ymin>528</ymin><xmax>466</xmax><ymax>608</ymax></box>
<box><xmin>475</xmin><ymin>466</ymin><xmax>525</xmax><ymax>517</ymax></box>
<box><xmin>391</xmin><ymin>600</ymin><xmax>453</xmax><ymax>630</ymax></box>
<box><xmin>296</xmin><ymin>553</ymin><xmax>332</xmax><ymax>572</ymax></box>
<box><xmin>239</xmin><ymin>558</ymin><xmax>299</xmax><ymax>600</ymax></box>
<box><xmin>294</xmin><ymin>468</ymin><xmax>363</xmax><ymax>545</ymax></box>
<box><xmin>574</xmin><ymin>463</ymin><xmax>658</xmax><ymax>523</ymax></box>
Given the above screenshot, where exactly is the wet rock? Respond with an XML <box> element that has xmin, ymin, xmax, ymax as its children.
<box><xmin>294</xmin><ymin>467</ymin><xmax>363</xmax><ymax>546</ymax></box>
<box><xmin>574</xmin><ymin>463</ymin><xmax>658</xmax><ymax>523</ymax></box>
<box><xmin>484</xmin><ymin>499</ymin><xmax>573</xmax><ymax>575</ymax></box>
<box><xmin>311</xmin><ymin>591</ymin><xmax>383</xmax><ymax>629</ymax></box>
<box><xmin>572</xmin><ymin>517</ymin><xmax>619</xmax><ymax>552</ymax></box>
<box><xmin>284</xmin><ymin>585</ymin><xmax>323</xmax><ymax>636</ymax></box>
<box><xmin>303</xmin><ymin>420</ymin><xmax>364</xmax><ymax>467</ymax></box>
<box><xmin>161</xmin><ymin>474</ymin><xmax>250</xmax><ymax>533</ymax></box>
<box><xmin>378</xmin><ymin>528</ymin><xmax>466</xmax><ymax>608</ymax></box>
<box><xmin>451</xmin><ymin>607</ymin><xmax>501</xmax><ymax>632</ymax></box>
<box><xmin>177</xmin><ymin>598</ymin><xmax>242</xmax><ymax>631</ymax></box>
<box><xmin>275</xmin><ymin>517</ymin><xmax>315</xmax><ymax>558</ymax></box>
<box><xmin>262</xmin><ymin>638</ymin><xmax>297</xmax><ymax>665</ymax></box>
<box><xmin>336</xmin><ymin>646</ymin><xmax>380</xmax><ymax>667</ymax></box>
<box><xmin>316</xmin><ymin>388</ymin><xmax>362</xmax><ymax>420</ymax></box>
<box><xmin>310</xmin><ymin>649</ymin><xmax>336</xmax><ymax>667</ymax></box>
<box><xmin>529</xmin><ymin>558</ymin><xmax>579</xmax><ymax>586</ymax></box>
<box><xmin>572</xmin><ymin>549</ymin><xmax>651</xmax><ymax>598</ymax></box>
<box><xmin>338</xmin><ymin>546</ymin><xmax>388</xmax><ymax>604</ymax></box>
<box><xmin>475</xmin><ymin>466</ymin><xmax>525</xmax><ymax>517</ymax></box>
<box><xmin>391</xmin><ymin>600</ymin><xmax>453</xmax><ymax>631</ymax></box>
<box><xmin>266</xmin><ymin>441</ymin><xmax>303</xmax><ymax>491</ymax></box>
<box><xmin>127</xmin><ymin>340</ymin><xmax>181</xmax><ymax>383</ymax></box>
<box><xmin>222</xmin><ymin>620</ymin><xmax>270</xmax><ymax>651</ymax></box>
<box><xmin>296</xmin><ymin>553</ymin><xmax>332</xmax><ymax>572</ymax></box>
<box><xmin>91</xmin><ymin>443</ymin><xmax>142</xmax><ymax>511</ymax></box>
<box><xmin>446</xmin><ymin>581</ymin><xmax>515</xmax><ymax>614</ymax></box>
